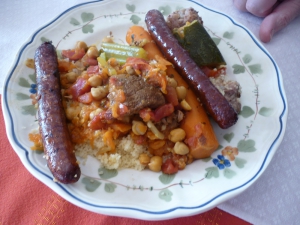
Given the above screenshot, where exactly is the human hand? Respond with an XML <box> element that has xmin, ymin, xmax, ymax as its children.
<box><xmin>233</xmin><ymin>0</ymin><xmax>300</xmax><ymax>42</ymax></box>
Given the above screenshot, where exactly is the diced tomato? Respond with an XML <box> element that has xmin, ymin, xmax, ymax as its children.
<box><xmin>89</xmin><ymin>112</ymin><xmax>107</xmax><ymax>130</ymax></box>
<box><xmin>152</xmin><ymin>103</ymin><xmax>174</xmax><ymax>122</ymax></box>
<box><xmin>139</xmin><ymin>108</ymin><xmax>154</xmax><ymax>122</ymax></box>
<box><xmin>89</xmin><ymin>110</ymin><xmax>115</xmax><ymax>130</ymax></box>
<box><xmin>201</xmin><ymin>66</ymin><xmax>226</xmax><ymax>77</ymax></box>
<box><xmin>62</xmin><ymin>48</ymin><xmax>85</xmax><ymax>61</ymax></box>
<box><xmin>194</xmin><ymin>123</ymin><xmax>203</xmax><ymax>137</ymax></box>
<box><xmin>87</xmin><ymin>65</ymin><xmax>99</xmax><ymax>74</ymax></box>
<box><xmin>125</xmin><ymin>57</ymin><xmax>151</xmax><ymax>71</ymax></box>
<box><xmin>69</xmin><ymin>77</ymin><xmax>91</xmax><ymax>100</ymax></box>
<box><xmin>184</xmin><ymin>123</ymin><xmax>203</xmax><ymax>148</ymax></box>
<box><xmin>109</xmin><ymin>76</ymin><xmax>117</xmax><ymax>85</ymax></box>
<box><xmin>125</xmin><ymin>57</ymin><xmax>148</xmax><ymax>64</ymax></box>
<box><xmin>118</xmin><ymin>103</ymin><xmax>129</xmax><ymax>116</ymax></box>
<box><xmin>87</xmin><ymin>57</ymin><xmax>98</xmax><ymax>66</ymax></box>
<box><xmin>132</xmin><ymin>134</ymin><xmax>147</xmax><ymax>145</ymax></box>
<box><xmin>78</xmin><ymin>92</ymin><xmax>93</xmax><ymax>104</ymax></box>
<box><xmin>165</xmin><ymin>86</ymin><xmax>178</xmax><ymax>106</ymax></box>
<box><xmin>185</xmin><ymin>136</ymin><xmax>198</xmax><ymax>149</ymax></box>
<box><xmin>161</xmin><ymin>159</ymin><xmax>178</xmax><ymax>175</ymax></box>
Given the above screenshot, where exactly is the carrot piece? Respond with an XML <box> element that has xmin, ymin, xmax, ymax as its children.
<box><xmin>126</xmin><ymin>26</ymin><xmax>219</xmax><ymax>159</ymax></box>
<box><xmin>126</xmin><ymin>26</ymin><xmax>163</xmax><ymax>59</ymax></box>
<box><xmin>58</xmin><ymin>60</ymin><xmax>75</xmax><ymax>72</ymax></box>
<box><xmin>110</xmin><ymin>122</ymin><xmax>132</xmax><ymax>133</ymax></box>
<box><xmin>103</xmin><ymin>128</ymin><xmax>116</xmax><ymax>152</ymax></box>
<box><xmin>28</xmin><ymin>133</ymin><xmax>43</xmax><ymax>151</ymax></box>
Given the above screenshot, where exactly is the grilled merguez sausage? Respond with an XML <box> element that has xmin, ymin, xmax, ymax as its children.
<box><xmin>145</xmin><ymin>10</ymin><xmax>238</xmax><ymax>129</ymax></box>
<box><xmin>35</xmin><ymin>42</ymin><xmax>80</xmax><ymax>183</ymax></box>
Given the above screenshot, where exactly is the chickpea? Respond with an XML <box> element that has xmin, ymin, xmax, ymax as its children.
<box><xmin>102</xmin><ymin>36</ymin><xmax>114</xmax><ymax>43</ymax></box>
<box><xmin>166</xmin><ymin>77</ymin><xmax>177</xmax><ymax>88</ymax></box>
<box><xmin>176</xmin><ymin>86</ymin><xmax>187</xmax><ymax>100</ymax></box>
<box><xmin>148</xmin><ymin>156</ymin><xmax>163</xmax><ymax>172</ymax></box>
<box><xmin>89</xmin><ymin>108</ymin><xmax>103</xmax><ymax>120</ymax></box>
<box><xmin>88</xmin><ymin>75</ymin><xmax>102</xmax><ymax>87</ymax></box>
<box><xmin>125</xmin><ymin>65</ymin><xmax>135</xmax><ymax>75</ymax></box>
<box><xmin>81</xmin><ymin>71</ymin><xmax>88</xmax><ymax>77</ymax></box>
<box><xmin>91</xmin><ymin>86</ymin><xmax>109</xmax><ymax>100</ymax></box>
<box><xmin>168</xmin><ymin>128</ymin><xmax>186</xmax><ymax>143</ymax></box>
<box><xmin>108</xmin><ymin>58</ymin><xmax>119</xmax><ymax>67</ymax></box>
<box><xmin>132</xmin><ymin>120</ymin><xmax>147</xmax><ymax>135</ymax></box>
<box><xmin>75</xmin><ymin>41</ymin><xmax>87</xmax><ymax>50</ymax></box>
<box><xmin>174</xmin><ymin>142</ymin><xmax>190</xmax><ymax>155</ymax></box>
<box><xmin>180</xmin><ymin>99</ymin><xmax>192</xmax><ymax>111</ymax></box>
<box><xmin>87</xmin><ymin>46</ymin><xmax>99</xmax><ymax>58</ymax></box>
<box><xmin>139</xmin><ymin>153</ymin><xmax>150</xmax><ymax>166</ymax></box>
<box><xmin>65</xmin><ymin>105</ymin><xmax>80</xmax><ymax>120</ymax></box>
<box><xmin>66</xmin><ymin>72</ymin><xmax>78</xmax><ymax>83</ymax></box>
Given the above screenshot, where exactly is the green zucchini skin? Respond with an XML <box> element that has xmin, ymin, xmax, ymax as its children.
<box><xmin>174</xmin><ymin>20</ymin><xmax>226</xmax><ymax>68</ymax></box>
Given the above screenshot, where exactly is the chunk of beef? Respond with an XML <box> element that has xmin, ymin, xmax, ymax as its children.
<box><xmin>166</xmin><ymin>7</ymin><xmax>203</xmax><ymax>30</ymax></box>
<box><xmin>210</xmin><ymin>75</ymin><xmax>242</xmax><ymax>113</ymax></box>
<box><xmin>108</xmin><ymin>74</ymin><xmax>165</xmax><ymax>116</ymax></box>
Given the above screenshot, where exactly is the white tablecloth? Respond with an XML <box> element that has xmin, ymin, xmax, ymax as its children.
<box><xmin>1</xmin><ymin>0</ymin><xmax>299</xmax><ymax>224</ymax></box>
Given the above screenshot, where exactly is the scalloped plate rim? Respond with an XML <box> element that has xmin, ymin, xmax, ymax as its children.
<box><xmin>1</xmin><ymin>0</ymin><xmax>288</xmax><ymax>220</ymax></box>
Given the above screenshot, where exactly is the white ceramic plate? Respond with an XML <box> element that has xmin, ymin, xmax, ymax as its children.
<box><xmin>2</xmin><ymin>0</ymin><xmax>287</xmax><ymax>220</ymax></box>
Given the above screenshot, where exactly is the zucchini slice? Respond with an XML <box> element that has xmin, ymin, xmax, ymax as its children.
<box><xmin>173</xmin><ymin>20</ymin><xmax>226</xmax><ymax>68</ymax></box>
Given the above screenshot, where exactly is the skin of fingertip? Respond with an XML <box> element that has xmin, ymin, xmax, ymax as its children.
<box><xmin>246</xmin><ymin>0</ymin><xmax>277</xmax><ymax>17</ymax></box>
<box><xmin>259</xmin><ymin>14</ymin><xmax>276</xmax><ymax>43</ymax></box>
<box><xmin>259</xmin><ymin>26</ymin><xmax>272</xmax><ymax>43</ymax></box>
<box><xmin>233</xmin><ymin>0</ymin><xmax>248</xmax><ymax>12</ymax></box>
<box><xmin>259</xmin><ymin>0</ymin><xmax>300</xmax><ymax>43</ymax></box>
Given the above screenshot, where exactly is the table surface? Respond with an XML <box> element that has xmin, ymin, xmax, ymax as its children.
<box><xmin>1</xmin><ymin>0</ymin><xmax>300</xmax><ymax>224</ymax></box>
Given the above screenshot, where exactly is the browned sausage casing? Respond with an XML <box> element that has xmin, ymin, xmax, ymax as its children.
<box><xmin>145</xmin><ymin>10</ymin><xmax>238</xmax><ymax>129</ymax></box>
<box><xmin>35</xmin><ymin>42</ymin><xmax>80</xmax><ymax>184</ymax></box>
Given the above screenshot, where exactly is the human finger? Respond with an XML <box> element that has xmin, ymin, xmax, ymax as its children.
<box><xmin>259</xmin><ymin>0</ymin><xmax>300</xmax><ymax>42</ymax></box>
<box><xmin>246</xmin><ymin>0</ymin><xmax>278</xmax><ymax>17</ymax></box>
<box><xmin>233</xmin><ymin>0</ymin><xmax>248</xmax><ymax>12</ymax></box>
